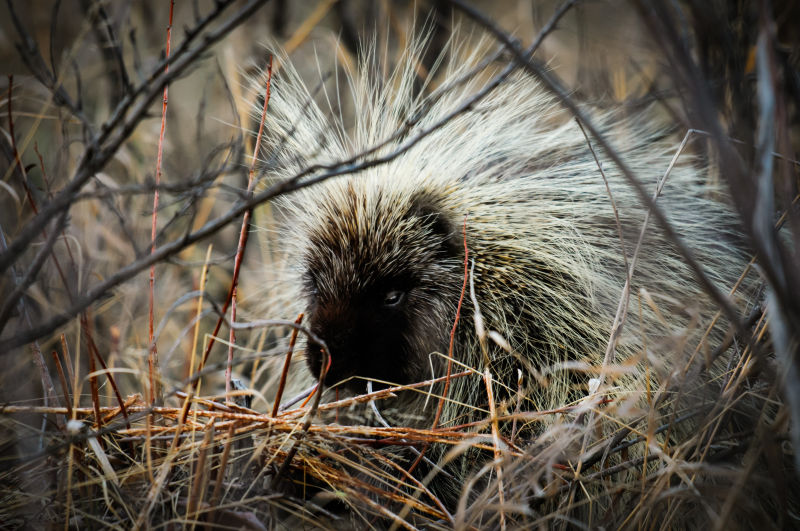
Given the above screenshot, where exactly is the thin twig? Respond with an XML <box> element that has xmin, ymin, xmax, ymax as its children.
<box><xmin>148</xmin><ymin>0</ymin><xmax>174</xmax><ymax>408</ymax></box>
<box><xmin>272</xmin><ymin>313</ymin><xmax>304</xmax><ymax>417</ymax></box>
<box><xmin>224</xmin><ymin>55</ymin><xmax>273</xmax><ymax>399</ymax></box>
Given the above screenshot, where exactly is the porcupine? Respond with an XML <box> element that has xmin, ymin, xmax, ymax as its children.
<box><xmin>252</xmin><ymin>31</ymin><xmax>756</xmax><ymax>509</ymax></box>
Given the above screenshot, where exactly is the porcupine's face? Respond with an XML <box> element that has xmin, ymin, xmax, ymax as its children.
<box><xmin>301</xmin><ymin>186</ymin><xmax>462</xmax><ymax>393</ymax></box>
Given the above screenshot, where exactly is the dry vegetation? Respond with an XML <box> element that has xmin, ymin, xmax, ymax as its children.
<box><xmin>1</xmin><ymin>0</ymin><xmax>799</xmax><ymax>529</ymax></box>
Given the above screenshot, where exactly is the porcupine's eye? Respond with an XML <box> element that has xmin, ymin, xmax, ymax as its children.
<box><xmin>382</xmin><ymin>290</ymin><xmax>406</xmax><ymax>308</ymax></box>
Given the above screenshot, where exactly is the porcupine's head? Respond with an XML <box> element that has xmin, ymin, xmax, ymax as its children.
<box><xmin>297</xmin><ymin>179</ymin><xmax>464</xmax><ymax>393</ymax></box>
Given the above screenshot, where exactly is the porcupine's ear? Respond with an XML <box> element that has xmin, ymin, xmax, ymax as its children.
<box><xmin>408</xmin><ymin>193</ymin><xmax>462</xmax><ymax>259</ymax></box>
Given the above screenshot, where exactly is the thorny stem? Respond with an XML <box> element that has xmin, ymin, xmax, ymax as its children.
<box><xmin>435</xmin><ymin>216</ymin><xmax>469</xmax><ymax>430</ymax></box>
<box><xmin>148</xmin><ymin>0</ymin><xmax>173</xmax><ymax>408</ymax></box>
<box><xmin>82</xmin><ymin>312</ymin><xmax>103</xmax><ymax>433</ymax></box>
<box><xmin>272</xmin><ymin>313</ymin><xmax>304</xmax><ymax>417</ymax></box>
<box><xmin>224</xmin><ymin>55</ymin><xmax>273</xmax><ymax>400</ymax></box>
<box><xmin>408</xmin><ymin>217</ymin><xmax>469</xmax><ymax>476</ymax></box>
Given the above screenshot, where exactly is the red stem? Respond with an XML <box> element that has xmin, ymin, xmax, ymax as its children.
<box><xmin>148</xmin><ymin>0</ymin><xmax>174</xmax><ymax>406</ymax></box>
<box><xmin>432</xmin><ymin>216</ymin><xmax>469</xmax><ymax>429</ymax></box>
<box><xmin>81</xmin><ymin>313</ymin><xmax>102</xmax><ymax>432</ymax></box>
<box><xmin>409</xmin><ymin>217</ymin><xmax>469</xmax><ymax>475</ymax></box>
<box><xmin>221</xmin><ymin>56</ymin><xmax>273</xmax><ymax>396</ymax></box>
<box><xmin>272</xmin><ymin>313</ymin><xmax>304</xmax><ymax>417</ymax></box>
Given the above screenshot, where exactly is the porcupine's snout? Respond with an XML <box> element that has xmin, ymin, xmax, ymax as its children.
<box><xmin>305</xmin><ymin>299</ymin><xmax>366</xmax><ymax>389</ymax></box>
<box><xmin>304</xmin><ymin>283</ymin><xmax>420</xmax><ymax>393</ymax></box>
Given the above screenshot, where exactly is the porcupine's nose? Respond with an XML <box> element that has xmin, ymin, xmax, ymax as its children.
<box><xmin>306</xmin><ymin>304</ymin><xmax>361</xmax><ymax>386</ymax></box>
